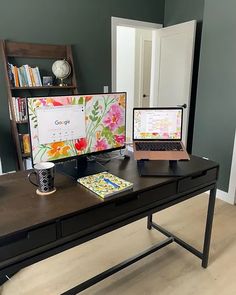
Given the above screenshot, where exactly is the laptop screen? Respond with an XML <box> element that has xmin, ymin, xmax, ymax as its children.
<box><xmin>133</xmin><ymin>108</ymin><xmax>182</xmax><ymax>140</ymax></box>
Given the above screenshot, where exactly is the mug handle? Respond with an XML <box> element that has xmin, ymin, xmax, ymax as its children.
<box><xmin>28</xmin><ymin>171</ymin><xmax>38</xmax><ymax>187</ymax></box>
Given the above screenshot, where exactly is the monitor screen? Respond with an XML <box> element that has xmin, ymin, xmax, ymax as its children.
<box><xmin>28</xmin><ymin>93</ymin><xmax>126</xmax><ymax>164</ymax></box>
<box><xmin>133</xmin><ymin>108</ymin><xmax>182</xmax><ymax>140</ymax></box>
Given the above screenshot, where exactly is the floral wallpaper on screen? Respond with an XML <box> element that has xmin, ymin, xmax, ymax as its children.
<box><xmin>28</xmin><ymin>93</ymin><xmax>126</xmax><ymax>164</ymax></box>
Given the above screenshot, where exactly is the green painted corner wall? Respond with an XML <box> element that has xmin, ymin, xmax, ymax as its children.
<box><xmin>0</xmin><ymin>0</ymin><xmax>165</xmax><ymax>172</ymax></box>
<box><xmin>192</xmin><ymin>0</ymin><xmax>236</xmax><ymax>191</ymax></box>
<box><xmin>164</xmin><ymin>0</ymin><xmax>205</xmax><ymax>25</ymax></box>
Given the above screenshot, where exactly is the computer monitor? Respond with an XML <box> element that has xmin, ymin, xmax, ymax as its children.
<box><xmin>27</xmin><ymin>92</ymin><xmax>126</xmax><ymax>178</ymax></box>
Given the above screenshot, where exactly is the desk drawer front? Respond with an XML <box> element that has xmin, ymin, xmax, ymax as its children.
<box><xmin>111</xmin><ymin>182</ymin><xmax>177</xmax><ymax>218</ymax></box>
<box><xmin>138</xmin><ymin>182</ymin><xmax>177</xmax><ymax>204</ymax></box>
<box><xmin>0</xmin><ymin>224</ymin><xmax>56</xmax><ymax>262</ymax></box>
<box><xmin>178</xmin><ymin>168</ymin><xmax>218</xmax><ymax>193</ymax></box>
<box><xmin>61</xmin><ymin>204</ymin><xmax>114</xmax><ymax>237</ymax></box>
<box><xmin>61</xmin><ymin>182</ymin><xmax>177</xmax><ymax>237</ymax></box>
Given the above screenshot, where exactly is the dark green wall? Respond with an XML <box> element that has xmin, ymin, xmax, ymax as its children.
<box><xmin>192</xmin><ymin>0</ymin><xmax>236</xmax><ymax>191</ymax></box>
<box><xmin>164</xmin><ymin>0</ymin><xmax>205</xmax><ymax>25</ymax></box>
<box><xmin>0</xmin><ymin>0</ymin><xmax>165</xmax><ymax>172</ymax></box>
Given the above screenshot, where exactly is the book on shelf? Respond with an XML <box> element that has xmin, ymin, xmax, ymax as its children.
<box><xmin>23</xmin><ymin>64</ymin><xmax>32</xmax><ymax>87</ymax></box>
<box><xmin>33</xmin><ymin>67</ymin><xmax>42</xmax><ymax>86</ymax></box>
<box><xmin>22</xmin><ymin>134</ymin><xmax>31</xmax><ymax>154</ymax></box>
<box><xmin>13</xmin><ymin>66</ymin><xmax>20</xmax><ymax>87</ymax></box>
<box><xmin>7</xmin><ymin>62</ymin><xmax>14</xmax><ymax>86</ymax></box>
<box><xmin>11</xmin><ymin>97</ymin><xmax>27</xmax><ymax>122</ymax></box>
<box><xmin>77</xmin><ymin>172</ymin><xmax>133</xmax><ymax>199</ymax></box>
<box><xmin>19</xmin><ymin>66</ymin><xmax>28</xmax><ymax>87</ymax></box>
<box><xmin>25</xmin><ymin>158</ymin><xmax>33</xmax><ymax>170</ymax></box>
<box><xmin>7</xmin><ymin>63</ymin><xmax>42</xmax><ymax>87</ymax></box>
<box><xmin>19</xmin><ymin>133</ymin><xmax>31</xmax><ymax>154</ymax></box>
<box><xmin>29</xmin><ymin>67</ymin><xmax>36</xmax><ymax>86</ymax></box>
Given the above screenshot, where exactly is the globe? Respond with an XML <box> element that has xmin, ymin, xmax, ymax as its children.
<box><xmin>52</xmin><ymin>59</ymin><xmax>71</xmax><ymax>86</ymax></box>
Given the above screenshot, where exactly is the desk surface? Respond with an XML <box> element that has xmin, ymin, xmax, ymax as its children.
<box><xmin>0</xmin><ymin>154</ymin><xmax>219</xmax><ymax>288</ymax></box>
<box><xmin>0</xmin><ymin>155</ymin><xmax>218</xmax><ymax>239</ymax></box>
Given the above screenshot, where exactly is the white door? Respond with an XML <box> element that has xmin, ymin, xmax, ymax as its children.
<box><xmin>150</xmin><ymin>20</ymin><xmax>196</xmax><ymax>145</ymax></box>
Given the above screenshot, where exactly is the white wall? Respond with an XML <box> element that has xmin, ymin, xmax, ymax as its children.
<box><xmin>116</xmin><ymin>26</ymin><xmax>135</xmax><ymax>139</ymax></box>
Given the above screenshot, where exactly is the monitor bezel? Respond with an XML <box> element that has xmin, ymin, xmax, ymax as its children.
<box><xmin>132</xmin><ymin>107</ymin><xmax>183</xmax><ymax>141</ymax></box>
<box><xmin>27</xmin><ymin>92</ymin><xmax>127</xmax><ymax>165</ymax></box>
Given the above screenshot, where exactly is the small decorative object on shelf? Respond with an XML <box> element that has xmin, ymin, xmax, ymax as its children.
<box><xmin>42</xmin><ymin>76</ymin><xmax>53</xmax><ymax>86</ymax></box>
<box><xmin>52</xmin><ymin>59</ymin><xmax>71</xmax><ymax>86</ymax></box>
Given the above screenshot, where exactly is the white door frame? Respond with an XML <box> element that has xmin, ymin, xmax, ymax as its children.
<box><xmin>138</xmin><ymin>36</ymin><xmax>152</xmax><ymax>107</ymax></box>
<box><xmin>228</xmin><ymin>129</ymin><xmax>236</xmax><ymax>204</ymax></box>
<box><xmin>111</xmin><ymin>17</ymin><xmax>162</xmax><ymax>91</ymax></box>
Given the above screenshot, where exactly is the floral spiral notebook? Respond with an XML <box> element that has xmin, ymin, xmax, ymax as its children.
<box><xmin>77</xmin><ymin>172</ymin><xmax>133</xmax><ymax>198</ymax></box>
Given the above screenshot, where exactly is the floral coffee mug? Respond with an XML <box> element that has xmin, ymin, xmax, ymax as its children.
<box><xmin>28</xmin><ymin>162</ymin><xmax>56</xmax><ymax>194</ymax></box>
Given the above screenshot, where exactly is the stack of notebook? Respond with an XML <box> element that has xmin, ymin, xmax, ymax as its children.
<box><xmin>77</xmin><ymin>172</ymin><xmax>133</xmax><ymax>198</ymax></box>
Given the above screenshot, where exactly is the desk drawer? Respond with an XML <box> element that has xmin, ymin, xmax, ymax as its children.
<box><xmin>0</xmin><ymin>224</ymin><xmax>56</xmax><ymax>262</ymax></box>
<box><xmin>61</xmin><ymin>182</ymin><xmax>177</xmax><ymax>237</ymax></box>
<box><xmin>178</xmin><ymin>168</ymin><xmax>218</xmax><ymax>193</ymax></box>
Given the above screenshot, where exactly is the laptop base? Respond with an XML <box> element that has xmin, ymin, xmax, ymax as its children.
<box><xmin>137</xmin><ymin>159</ymin><xmax>189</xmax><ymax>177</ymax></box>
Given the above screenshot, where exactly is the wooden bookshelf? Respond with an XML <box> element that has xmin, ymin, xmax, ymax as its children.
<box><xmin>0</xmin><ymin>40</ymin><xmax>78</xmax><ymax>171</ymax></box>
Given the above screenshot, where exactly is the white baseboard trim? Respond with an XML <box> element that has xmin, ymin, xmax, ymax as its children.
<box><xmin>206</xmin><ymin>189</ymin><xmax>235</xmax><ymax>205</ymax></box>
<box><xmin>2</xmin><ymin>170</ymin><xmax>16</xmax><ymax>175</ymax></box>
<box><xmin>216</xmin><ymin>189</ymin><xmax>233</xmax><ymax>204</ymax></box>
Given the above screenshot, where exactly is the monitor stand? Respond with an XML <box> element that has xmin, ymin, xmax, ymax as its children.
<box><xmin>137</xmin><ymin>160</ymin><xmax>189</xmax><ymax>177</ymax></box>
<box><xmin>56</xmin><ymin>157</ymin><xmax>107</xmax><ymax>179</ymax></box>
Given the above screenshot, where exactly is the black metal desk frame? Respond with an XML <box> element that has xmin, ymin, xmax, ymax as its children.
<box><xmin>61</xmin><ymin>185</ymin><xmax>217</xmax><ymax>295</ymax></box>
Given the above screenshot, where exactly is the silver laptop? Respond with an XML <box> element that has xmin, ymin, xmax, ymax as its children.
<box><xmin>133</xmin><ymin>107</ymin><xmax>190</xmax><ymax>161</ymax></box>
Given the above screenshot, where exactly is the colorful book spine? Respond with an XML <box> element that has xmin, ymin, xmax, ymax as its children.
<box><xmin>19</xmin><ymin>66</ymin><xmax>28</xmax><ymax>87</ymax></box>
<box><xmin>14</xmin><ymin>66</ymin><xmax>20</xmax><ymax>87</ymax></box>
<box><xmin>17</xmin><ymin>68</ymin><xmax>23</xmax><ymax>87</ymax></box>
<box><xmin>22</xmin><ymin>134</ymin><xmax>30</xmax><ymax>154</ymax></box>
<box><xmin>29</xmin><ymin>67</ymin><xmax>36</xmax><ymax>86</ymax></box>
<box><xmin>11</xmin><ymin>97</ymin><xmax>27</xmax><ymax>122</ymax></box>
<box><xmin>7</xmin><ymin>63</ymin><xmax>14</xmax><ymax>86</ymax></box>
<box><xmin>32</xmin><ymin>67</ymin><xmax>40</xmax><ymax>86</ymax></box>
<box><xmin>35</xmin><ymin>67</ymin><xmax>42</xmax><ymax>86</ymax></box>
<box><xmin>23</xmin><ymin>65</ymin><xmax>32</xmax><ymax>87</ymax></box>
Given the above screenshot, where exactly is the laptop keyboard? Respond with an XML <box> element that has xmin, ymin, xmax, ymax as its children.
<box><xmin>136</xmin><ymin>142</ymin><xmax>183</xmax><ymax>151</ymax></box>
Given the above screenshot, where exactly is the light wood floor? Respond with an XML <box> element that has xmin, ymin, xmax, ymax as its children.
<box><xmin>1</xmin><ymin>194</ymin><xmax>236</xmax><ymax>295</ymax></box>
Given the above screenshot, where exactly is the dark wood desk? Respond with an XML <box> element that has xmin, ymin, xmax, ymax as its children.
<box><xmin>0</xmin><ymin>155</ymin><xmax>219</xmax><ymax>294</ymax></box>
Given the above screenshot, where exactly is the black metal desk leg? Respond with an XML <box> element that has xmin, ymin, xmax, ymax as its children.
<box><xmin>147</xmin><ymin>215</ymin><xmax>153</xmax><ymax>230</ymax></box>
<box><xmin>202</xmin><ymin>186</ymin><xmax>217</xmax><ymax>268</ymax></box>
